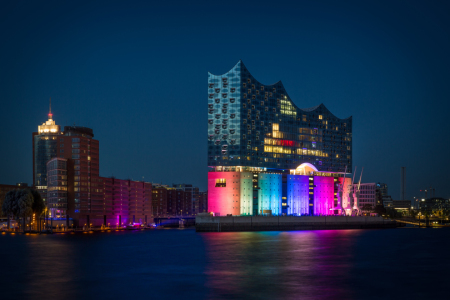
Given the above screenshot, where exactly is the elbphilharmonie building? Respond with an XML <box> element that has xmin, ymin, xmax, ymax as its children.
<box><xmin>207</xmin><ymin>61</ymin><xmax>354</xmax><ymax>216</ymax></box>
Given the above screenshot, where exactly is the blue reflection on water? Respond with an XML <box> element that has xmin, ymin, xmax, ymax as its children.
<box><xmin>1</xmin><ymin>228</ymin><xmax>449</xmax><ymax>300</ymax></box>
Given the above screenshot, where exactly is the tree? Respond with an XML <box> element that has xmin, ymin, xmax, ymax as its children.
<box><xmin>386</xmin><ymin>208</ymin><xmax>402</xmax><ymax>219</ymax></box>
<box><xmin>2</xmin><ymin>190</ymin><xmax>18</xmax><ymax>230</ymax></box>
<box><xmin>362</xmin><ymin>204</ymin><xmax>373</xmax><ymax>212</ymax></box>
<box><xmin>373</xmin><ymin>205</ymin><xmax>386</xmax><ymax>215</ymax></box>
<box><xmin>16</xmin><ymin>189</ymin><xmax>34</xmax><ymax>232</ymax></box>
<box><xmin>409</xmin><ymin>209</ymin><xmax>418</xmax><ymax>218</ymax></box>
<box><xmin>2</xmin><ymin>189</ymin><xmax>42</xmax><ymax>232</ymax></box>
<box><xmin>29</xmin><ymin>189</ymin><xmax>45</xmax><ymax>231</ymax></box>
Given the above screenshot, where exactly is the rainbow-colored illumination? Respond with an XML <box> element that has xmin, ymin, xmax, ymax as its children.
<box><xmin>208</xmin><ymin>172</ymin><xmax>241</xmax><ymax>216</ymax></box>
<box><xmin>239</xmin><ymin>172</ymin><xmax>253</xmax><ymax>215</ymax></box>
<box><xmin>208</xmin><ymin>171</ymin><xmax>353</xmax><ymax>216</ymax></box>
<box><xmin>287</xmin><ymin>175</ymin><xmax>310</xmax><ymax>215</ymax></box>
<box><xmin>258</xmin><ymin>174</ymin><xmax>282</xmax><ymax>215</ymax></box>
<box><xmin>313</xmin><ymin>176</ymin><xmax>334</xmax><ymax>215</ymax></box>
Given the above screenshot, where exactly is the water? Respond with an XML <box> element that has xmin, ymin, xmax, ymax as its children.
<box><xmin>1</xmin><ymin>227</ymin><xmax>448</xmax><ymax>300</ymax></box>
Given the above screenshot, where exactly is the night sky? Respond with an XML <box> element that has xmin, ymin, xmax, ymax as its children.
<box><xmin>1</xmin><ymin>0</ymin><xmax>449</xmax><ymax>200</ymax></box>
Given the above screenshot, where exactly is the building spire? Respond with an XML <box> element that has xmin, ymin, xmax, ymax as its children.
<box><xmin>48</xmin><ymin>97</ymin><xmax>53</xmax><ymax>120</ymax></box>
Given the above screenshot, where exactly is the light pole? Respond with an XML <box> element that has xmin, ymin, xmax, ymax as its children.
<box><xmin>418</xmin><ymin>213</ymin><xmax>420</xmax><ymax>228</ymax></box>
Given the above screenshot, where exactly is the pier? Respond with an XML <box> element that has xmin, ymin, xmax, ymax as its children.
<box><xmin>196</xmin><ymin>214</ymin><xmax>399</xmax><ymax>232</ymax></box>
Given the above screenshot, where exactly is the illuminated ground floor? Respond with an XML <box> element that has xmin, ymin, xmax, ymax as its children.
<box><xmin>208</xmin><ymin>163</ymin><xmax>355</xmax><ymax>216</ymax></box>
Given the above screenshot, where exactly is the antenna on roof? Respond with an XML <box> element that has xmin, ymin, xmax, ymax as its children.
<box><xmin>48</xmin><ymin>97</ymin><xmax>53</xmax><ymax>119</ymax></box>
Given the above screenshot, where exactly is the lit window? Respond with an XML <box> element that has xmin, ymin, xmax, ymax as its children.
<box><xmin>215</xmin><ymin>179</ymin><xmax>226</xmax><ymax>187</ymax></box>
<box><xmin>319</xmin><ymin>115</ymin><xmax>323</xmax><ymax>120</ymax></box>
<box><xmin>273</xmin><ymin>123</ymin><xmax>279</xmax><ymax>131</ymax></box>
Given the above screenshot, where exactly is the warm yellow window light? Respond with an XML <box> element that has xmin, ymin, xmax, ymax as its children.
<box><xmin>272</xmin><ymin>123</ymin><xmax>279</xmax><ymax>131</ymax></box>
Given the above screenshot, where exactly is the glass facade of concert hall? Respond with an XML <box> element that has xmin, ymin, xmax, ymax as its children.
<box><xmin>207</xmin><ymin>61</ymin><xmax>353</xmax><ymax>216</ymax></box>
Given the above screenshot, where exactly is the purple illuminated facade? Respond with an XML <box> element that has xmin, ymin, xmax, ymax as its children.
<box><xmin>207</xmin><ymin>62</ymin><xmax>354</xmax><ymax>216</ymax></box>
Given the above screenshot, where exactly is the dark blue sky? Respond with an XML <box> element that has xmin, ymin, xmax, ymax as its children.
<box><xmin>1</xmin><ymin>0</ymin><xmax>449</xmax><ymax>200</ymax></box>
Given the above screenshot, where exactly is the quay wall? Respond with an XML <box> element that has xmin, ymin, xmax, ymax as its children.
<box><xmin>195</xmin><ymin>215</ymin><xmax>398</xmax><ymax>232</ymax></box>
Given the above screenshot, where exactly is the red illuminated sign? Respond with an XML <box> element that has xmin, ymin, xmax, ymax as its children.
<box><xmin>276</xmin><ymin>139</ymin><xmax>295</xmax><ymax>147</ymax></box>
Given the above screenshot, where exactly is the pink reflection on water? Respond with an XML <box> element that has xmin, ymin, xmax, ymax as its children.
<box><xmin>201</xmin><ymin>230</ymin><xmax>361</xmax><ymax>300</ymax></box>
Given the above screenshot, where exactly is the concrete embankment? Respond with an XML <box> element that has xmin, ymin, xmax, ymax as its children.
<box><xmin>195</xmin><ymin>215</ymin><xmax>398</xmax><ymax>232</ymax></box>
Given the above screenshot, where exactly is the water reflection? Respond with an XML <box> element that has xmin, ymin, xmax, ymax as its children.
<box><xmin>202</xmin><ymin>230</ymin><xmax>361</xmax><ymax>300</ymax></box>
<box><xmin>3</xmin><ymin>228</ymin><xmax>449</xmax><ymax>300</ymax></box>
<box><xmin>23</xmin><ymin>234</ymin><xmax>78</xmax><ymax>298</ymax></box>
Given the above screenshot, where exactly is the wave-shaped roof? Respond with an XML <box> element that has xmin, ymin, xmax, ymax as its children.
<box><xmin>209</xmin><ymin>60</ymin><xmax>351</xmax><ymax>121</ymax></box>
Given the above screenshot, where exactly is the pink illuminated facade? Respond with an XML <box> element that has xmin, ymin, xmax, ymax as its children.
<box><xmin>207</xmin><ymin>172</ymin><xmax>241</xmax><ymax>216</ymax></box>
<box><xmin>313</xmin><ymin>176</ymin><xmax>335</xmax><ymax>215</ymax></box>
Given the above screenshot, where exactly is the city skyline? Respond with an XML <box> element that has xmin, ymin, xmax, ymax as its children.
<box><xmin>1</xmin><ymin>1</ymin><xmax>450</xmax><ymax>200</ymax></box>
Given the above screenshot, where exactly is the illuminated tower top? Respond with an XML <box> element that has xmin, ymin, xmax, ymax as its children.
<box><xmin>38</xmin><ymin>98</ymin><xmax>60</xmax><ymax>134</ymax></box>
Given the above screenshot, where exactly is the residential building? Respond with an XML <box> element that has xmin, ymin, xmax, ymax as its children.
<box><xmin>46</xmin><ymin>158</ymin><xmax>69</xmax><ymax>219</ymax></box>
<box><xmin>419</xmin><ymin>197</ymin><xmax>450</xmax><ymax>211</ymax></box>
<box><xmin>198</xmin><ymin>191</ymin><xmax>208</xmax><ymax>213</ymax></box>
<box><xmin>32</xmin><ymin>101</ymin><xmax>62</xmax><ymax>202</ymax></box>
<box><xmin>376</xmin><ymin>182</ymin><xmax>388</xmax><ymax>206</ymax></box>
<box><xmin>152</xmin><ymin>184</ymin><xmax>206</xmax><ymax>217</ymax></box>
<box><xmin>36</xmin><ymin>103</ymin><xmax>151</xmax><ymax>227</ymax></box>
<box><xmin>358</xmin><ymin>183</ymin><xmax>376</xmax><ymax>210</ymax></box>
<box><xmin>173</xmin><ymin>184</ymin><xmax>199</xmax><ymax>215</ymax></box>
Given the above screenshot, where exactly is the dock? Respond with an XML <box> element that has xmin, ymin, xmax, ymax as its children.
<box><xmin>195</xmin><ymin>215</ymin><xmax>399</xmax><ymax>232</ymax></box>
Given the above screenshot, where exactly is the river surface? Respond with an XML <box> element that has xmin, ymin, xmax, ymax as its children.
<box><xmin>1</xmin><ymin>227</ymin><xmax>448</xmax><ymax>300</ymax></box>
